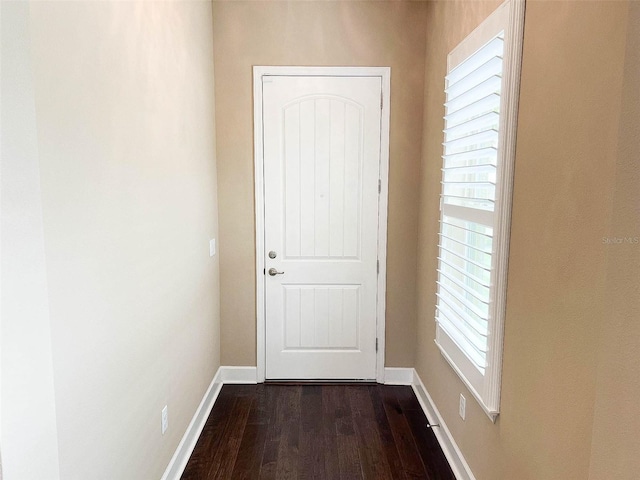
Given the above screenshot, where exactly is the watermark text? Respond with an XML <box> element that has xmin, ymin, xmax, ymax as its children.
<box><xmin>602</xmin><ymin>236</ymin><xmax>639</xmax><ymax>245</ymax></box>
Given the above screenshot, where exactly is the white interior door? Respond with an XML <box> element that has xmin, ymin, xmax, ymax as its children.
<box><xmin>262</xmin><ymin>74</ymin><xmax>383</xmax><ymax>380</ymax></box>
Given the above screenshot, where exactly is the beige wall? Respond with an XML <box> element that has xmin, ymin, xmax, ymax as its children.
<box><xmin>1</xmin><ymin>1</ymin><xmax>221</xmax><ymax>479</ymax></box>
<box><xmin>213</xmin><ymin>0</ymin><xmax>428</xmax><ymax>367</ymax></box>
<box><xmin>588</xmin><ymin>2</ymin><xmax>640</xmax><ymax>478</ymax></box>
<box><xmin>416</xmin><ymin>1</ymin><xmax>634</xmax><ymax>479</ymax></box>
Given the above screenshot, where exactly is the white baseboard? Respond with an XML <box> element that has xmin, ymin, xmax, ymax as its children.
<box><xmin>411</xmin><ymin>369</ymin><xmax>476</xmax><ymax>480</ymax></box>
<box><xmin>161</xmin><ymin>366</ymin><xmax>256</xmax><ymax>480</ymax></box>
<box><xmin>160</xmin><ymin>368</ymin><xmax>223</xmax><ymax>480</ymax></box>
<box><xmin>218</xmin><ymin>366</ymin><xmax>258</xmax><ymax>384</ymax></box>
<box><xmin>383</xmin><ymin>367</ymin><xmax>414</xmax><ymax>385</ymax></box>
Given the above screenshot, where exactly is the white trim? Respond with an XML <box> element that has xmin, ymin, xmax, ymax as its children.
<box><xmin>259</xmin><ymin>66</ymin><xmax>390</xmax><ymax>78</ymax></box>
<box><xmin>160</xmin><ymin>369</ymin><xmax>224</xmax><ymax>480</ymax></box>
<box><xmin>383</xmin><ymin>367</ymin><xmax>414</xmax><ymax>385</ymax></box>
<box><xmin>483</xmin><ymin>0</ymin><xmax>525</xmax><ymax>418</ymax></box>
<box><xmin>411</xmin><ymin>369</ymin><xmax>476</xmax><ymax>480</ymax></box>
<box><xmin>376</xmin><ymin>69</ymin><xmax>391</xmax><ymax>384</ymax></box>
<box><xmin>435</xmin><ymin>339</ymin><xmax>498</xmax><ymax>421</ymax></box>
<box><xmin>218</xmin><ymin>366</ymin><xmax>258</xmax><ymax>384</ymax></box>
<box><xmin>254</xmin><ymin>68</ymin><xmax>267</xmax><ymax>383</ymax></box>
<box><xmin>253</xmin><ymin>66</ymin><xmax>391</xmax><ymax>383</ymax></box>
<box><xmin>435</xmin><ymin>0</ymin><xmax>525</xmax><ymax>420</ymax></box>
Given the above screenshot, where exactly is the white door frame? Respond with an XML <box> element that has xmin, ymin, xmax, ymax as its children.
<box><xmin>253</xmin><ymin>66</ymin><xmax>391</xmax><ymax>383</ymax></box>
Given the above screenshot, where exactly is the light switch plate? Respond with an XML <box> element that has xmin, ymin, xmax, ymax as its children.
<box><xmin>209</xmin><ymin>238</ymin><xmax>216</xmax><ymax>257</ymax></box>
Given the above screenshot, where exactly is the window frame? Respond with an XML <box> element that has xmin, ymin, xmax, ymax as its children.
<box><xmin>434</xmin><ymin>0</ymin><xmax>526</xmax><ymax>421</ymax></box>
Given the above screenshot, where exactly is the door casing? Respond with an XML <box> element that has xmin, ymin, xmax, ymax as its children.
<box><xmin>253</xmin><ymin>66</ymin><xmax>391</xmax><ymax>383</ymax></box>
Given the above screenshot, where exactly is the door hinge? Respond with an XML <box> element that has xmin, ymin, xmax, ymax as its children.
<box><xmin>378</xmin><ymin>179</ymin><xmax>381</xmax><ymax>194</ymax></box>
<box><xmin>263</xmin><ymin>268</ymin><xmax>266</xmax><ymax>275</ymax></box>
<box><xmin>377</xmin><ymin>259</ymin><xmax>380</xmax><ymax>274</ymax></box>
<box><xmin>376</xmin><ymin>338</ymin><xmax>379</xmax><ymax>352</ymax></box>
<box><xmin>380</xmin><ymin>91</ymin><xmax>384</xmax><ymax>110</ymax></box>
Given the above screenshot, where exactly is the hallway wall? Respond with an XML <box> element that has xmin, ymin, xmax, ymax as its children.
<box><xmin>1</xmin><ymin>2</ymin><xmax>221</xmax><ymax>479</ymax></box>
<box><xmin>212</xmin><ymin>0</ymin><xmax>428</xmax><ymax>368</ymax></box>
<box><xmin>588</xmin><ymin>2</ymin><xmax>640</xmax><ymax>477</ymax></box>
<box><xmin>415</xmin><ymin>1</ymin><xmax>635</xmax><ymax>479</ymax></box>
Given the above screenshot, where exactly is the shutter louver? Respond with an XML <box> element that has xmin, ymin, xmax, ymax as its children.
<box><xmin>435</xmin><ymin>32</ymin><xmax>505</xmax><ymax>376</ymax></box>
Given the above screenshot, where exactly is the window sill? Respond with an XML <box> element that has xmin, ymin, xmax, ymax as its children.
<box><xmin>435</xmin><ymin>339</ymin><xmax>500</xmax><ymax>423</ymax></box>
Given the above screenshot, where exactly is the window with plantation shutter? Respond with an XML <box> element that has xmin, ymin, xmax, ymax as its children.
<box><xmin>434</xmin><ymin>0</ymin><xmax>525</xmax><ymax>420</ymax></box>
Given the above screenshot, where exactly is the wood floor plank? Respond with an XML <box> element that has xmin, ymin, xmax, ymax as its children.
<box><xmin>258</xmin><ymin>386</ymin><xmax>281</xmax><ymax>480</ymax></box>
<box><xmin>348</xmin><ymin>386</ymin><xmax>395</xmax><ymax>480</ymax></box>
<box><xmin>390</xmin><ymin>385</ymin><xmax>423</xmax><ymax>412</ymax></box>
<box><xmin>368</xmin><ymin>385</ymin><xmax>408</xmax><ymax>479</ymax></box>
<box><xmin>247</xmin><ymin>384</ymin><xmax>272</xmax><ymax>426</ymax></box>
<box><xmin>298</xmin><ymin>386</ymin><xmax>325</xmax><ymax>478</ymax></box>
<box><xmin>230</xmin><ymin>388</ymin><xmax>271</xmax><ymax>479</ymax></box>
<box><xmin>326</xmin><ymin>386</ymin><xmax>362</xmax><ymax>479</ymax></box>
<box><xmin>229</xmin><ymin>422</ymin><xmax>269</xmax><ymax>480</ymax></box>
<box><xmin>320</xmin><ymin>386</ymin><xmax>344</xmax><ymax>479</ymax></box>
<box><xmin>274</xmin><ymin>386</ymin><xmax>301</xmax><ymax>480</ymax></box>
<box><xmin>208</xmin><ymin>395</ymin><xmax>252</xmax><ymax>479</ymax></box>
<box><xmin>389</xmin><ymin>386</ymin><xmax>455</xmax><ymax>479</ymax></box>
<box><xmin>378</xmin><ymin>386</ymin><xmax>428</xmax><ymax>479</ymax></box>
<box><xmin>180</xmin><ymin>387</ymin><xmax>235</xmax><ymax>480</ymax></box>
<box><xmin>182</xmin><ymin>384</ymin><xmax>454</xmax><ymax>480</ymax></box>
<box><xmin>258</xmin><ymin>437</ymin><xmax>279</xmax><ymax>480</ymax></box>
<box><xmin>404</xmin><ymin>408</ymin><xmax>456</xmax><ymax>480</ymax></box>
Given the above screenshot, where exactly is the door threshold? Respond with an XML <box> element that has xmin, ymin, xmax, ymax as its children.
<box><xmin>264</xmin><ymin>379</ymin><xmax>378</xmax><ymax>386</ymax></box>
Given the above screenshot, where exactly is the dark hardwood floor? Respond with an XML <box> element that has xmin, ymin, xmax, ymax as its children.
<box><xmin>181</xmin><ymin>383</ymin><xmax>455</xmax><ymax>480</ymax></box>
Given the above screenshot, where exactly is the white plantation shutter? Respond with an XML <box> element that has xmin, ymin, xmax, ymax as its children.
<box><xmin>434</xmin><ymin>0</ymin><xmax>524</xmax><ymax>420</ymax></box>
<box><xmin>437</xmin><ymin>33</ymin><xmax>503</xmax><ymax>373</ymax></box>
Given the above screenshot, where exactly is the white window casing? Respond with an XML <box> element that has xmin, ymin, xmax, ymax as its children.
<box><xmin>434</xmin><ymin>0</ymin><xmax>525</xmax><ymax>421</ymax></box>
